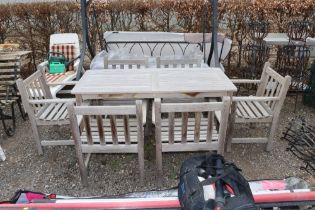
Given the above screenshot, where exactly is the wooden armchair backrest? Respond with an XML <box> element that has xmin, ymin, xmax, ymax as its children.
<box><xmin>256</xmin><ymin>62</ymin><xmax>291</xmax><ymax>111</ymax></box>
<box><xmin>154</xmin><ymin>97</ymin><xmax>230</xmax><ymax>153</ymax></box>
<box><xmin>156</xmin><ymin>56</ymin><xmax>202</xmax><ymax>68</ymax></box>
<box><xmin>16</xmin><ymin>69</ymin><xmax>52</xmax><ymax>116</ymax></box>
<box><xmin>68</xmin><ymin>100</ymin><xmax>144</xmax><ymax>150</ymax></box>
<box><xmin>104</xmin><ymin>57</ymin><xmax>148</xmax><ymax>69</ymax></box>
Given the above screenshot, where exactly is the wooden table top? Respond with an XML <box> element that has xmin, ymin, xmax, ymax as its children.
<box><xmin>72</xmin><ymin>67</ymin><xmax>237</xmax><ymax>99</ymax></box>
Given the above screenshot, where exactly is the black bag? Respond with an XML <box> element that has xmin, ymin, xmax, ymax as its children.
<box><xmin>178</xmin><ymin>154</ymin><xmax>257</xmax><ymax>210</ymax></box>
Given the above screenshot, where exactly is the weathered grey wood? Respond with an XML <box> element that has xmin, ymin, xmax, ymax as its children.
<box><xmin>161</xmin><ymin>102</ymin><xmax>225</xmax><ymax>112</ymax></box>
<box><xmin>226</xmin><ymin>101</ymin><xmax>236</xmax><ymax>152</ymax></box>
<box><xmin>154</xmin><ymin>98</ymin><xmax>163</xmax><ymax>176</ymax></box>
<box><xmin>104</xmin><ymin>56</ymin><xmax>148</xmax><ymax>69</ymax></box>
<box><xmin>156</xmin><ymin>56</ymin><xmax>202</xmax><ymax>68</ymax></box>
<box><xmin>74</xmin><ymin>105</ymin><xmax>137</xmax><ymax>115</ymax></box>
<box><xmin>41</xmin><ymin>140</ymin><xmax>74</xmax><ymax>146</ymax></box>
<box><xmin>124</xmin><ymin>116</ymin><xmax>130</xmax><ymax>145</ymax></box>
<box><xmin>162</xmin><ymin>142</ymin><xmax>219</xmax><ymax>152</ymax></box>
<box><xmin>266</xmin><ymin>75</ymin><xmax>291</xmax><ymax>151</ymax></box>
<box><xmin>206</xmin><ymin>111</ymin><xmax>214</xmax><ymax>142</ymax></box>
<box><xmin>110</xmin><ymin>115</ymin><xmax>118</xmax><ymax>145</ymax></box>
<box><xmin>16</xmin><ymin>70</ymin><xmax>73</xmax><ymax>154</ymax></box>
<box><xmin>181</xmin><ymin>112</ymin><xmax>188</xmax><ymax>143</ymax></box>
<box><xmin>39</xmin><ymin>69</ymin><xmax>53</xmax><ymax>99</ymax></box>
<box><xmin>155</xmin><ymin>97</ymin><xmax>231</xmax><ymax>173</ymax></box>
<box><xmin>217</xmin><ymin>97</ymin><xmax>230</xmax><ymax>154</ymax></box>
<box><xmin>71</xmin><ymin>68</ymin><xmax>237</xmax><ymax>99</ymax></box>
<box><xmin>231</xmin><ymin>79</ymin><xmax>261</xmax><ymax>84</ymax></box>
<box><xmin>17</xmin><ymin>78</ymin><xmax>43</xmax><ymax>155</ymax></box>
<box><xmin>67</xmin><ymin>101</ymin><xmax>145</xmax><ymax>185</ymax></box>
<box><xmin>67</xmin><ymin>102</ymin><xmax>88</xmax><ymax>186</ymax></box>
<box><xmin>96</xmin><ymin>116</ymin><xmax>105</xmax><ymax>144</ymax></box>
<box><xmin>232</xmin><ymin>137</ymin><xmax>268</xmax><ymax>144</ymax></box>
<box><xmin>194</xmin><ymin>112</ymin><xmax>201</xmax><ymax>143</ymax></box>
<box><xmin>136</xmin><ymin>100</ymin><xmax>144</xmax><ymax>180</ymax></box>
<box><xmin>84</xmin><ymin>115</ymin><xmax>92</xmax><ymax>145</ymax></box>
<box><xmin>230</xmin><ymin>62</ymin><xmax>292</xmax><ymax>151</ymax></box>
<box><xmin>168</xmin><ymin>112</ymin><xmax>175</xmax><ymax>144</ymax></box>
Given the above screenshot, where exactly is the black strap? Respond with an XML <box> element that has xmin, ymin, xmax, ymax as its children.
<box><xmin>199</xmin><ymin>167</ymin><xmax>233</xmax><ymax>187</ymax></box>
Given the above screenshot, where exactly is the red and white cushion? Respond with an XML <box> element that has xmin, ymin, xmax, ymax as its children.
<box><xmin>50</xmin><ymin>44</ymin><xmax>76</xmax><ymax>71</ymax></box>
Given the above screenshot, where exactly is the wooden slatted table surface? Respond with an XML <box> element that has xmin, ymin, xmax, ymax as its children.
<box><xmin>72</xmin><ymin>67</ymin><xmax>237</xmax><ymax>100</ymax></box>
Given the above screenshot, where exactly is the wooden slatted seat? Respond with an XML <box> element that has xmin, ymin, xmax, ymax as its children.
<box><xmin>16</xmin><ymin>69</ymin><xmax>75</xmax><ymax>155</ymax></box>
<box><xmin>36</xmin><ymin>102</ymin><xmax>69</xmax><ymax>122</ymax></box>
<box><xmin>154</xmin><ymin>97</ymin><xmax>231</xmax><ymax>175</ymax></box>
<box><xmin>235</xmin><ymin>100</ymin><xmax>272</xmax><ymax>120</ymax></box>
<box><xmin>227</xmin><ymin>62</ymin><xmax>291</xmax><ymax>151</ymax></box>
<box><xmin>67</xmin><ymin>100</ymin><xmax>144</xmax><ymax>186</ymax></box>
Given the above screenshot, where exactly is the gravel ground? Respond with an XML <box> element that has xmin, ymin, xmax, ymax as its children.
<box><xmin>0</xmin><ymin>96</ymin><xmax>314</xmax><ymax>201</ymax></box>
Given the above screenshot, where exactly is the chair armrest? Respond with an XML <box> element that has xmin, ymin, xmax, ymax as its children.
<box><xmin>37</xmin><ymin>61</ymin><xmax>48</xmax><ymax>71</ymax></box>
<box><xmin>231</xmin><ymin>79</ymin><xmax>261</xmax><ymax>84</ymax></box>
<box><xmin>28</xmin><ymin>98</ymin><xmax>75</xmax><ymax>104</ymax></box>
<box><xmin>47</xmin><ymin>81</ymin><xmax>78</xmax><ymax>86</ymax></box>
<box><xmin>232</xmin><ymin>96</ymin><xmax>280</xmax><ymax>102</ymax></box>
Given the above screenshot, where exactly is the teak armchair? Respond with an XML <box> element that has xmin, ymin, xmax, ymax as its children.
<box><xmin>228</xmin><ymin>62</ymin><xmax>291</xmax><ymax>151</ymax></box>
<box><xmin>67</xmin><ymin>100</ymin><xmax>144</xmax><ymax>186</ymax></box>
<box><xmin>16</xmin><ymin>69</ymin><xmax>75</xmax><ymax>155</ymax></box>
<box><xmin>154</xmin><ymin>97</ymin><xmax>231</xmax><ymax>175</ymax></box>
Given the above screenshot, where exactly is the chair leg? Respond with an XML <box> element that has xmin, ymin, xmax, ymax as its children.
<box><xmin>138</xmin><ymin>151</ymin><xmax>144</xmax><ymax>182</ymax></box>
<box><xmin>29</xmin><ymin>118</ymin><xmax>43</xmax><ymax>155</ymax></box>
<box><xmin>266</xmin><ymin>119</ymin><xmax>278</xmax><ymax>152</ymax></box>
<box><xmin>156</xmin><ymin>147</ymin><xmax>162</xmax><ymax>177</ymax></box>
<box><xmin>78</xmin><ymin>153</ymin><xmax>88</xmax><ymax>187</ymax></box>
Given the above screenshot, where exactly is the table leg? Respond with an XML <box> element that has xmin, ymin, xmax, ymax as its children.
<box><xmin>144</xmin><ymin>98</ymin><xmax>155</xmax><ymax>161</ymax></box>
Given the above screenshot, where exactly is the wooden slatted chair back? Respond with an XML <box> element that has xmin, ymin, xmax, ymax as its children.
<box><xmin>104</xmin><ymin>57</ymin><xmax>148</xmax><ymax>69</ymax></box>
<box><xmin>256</xmin><ymin>62</ymin><xmax>291</xmax><ymax>111</ymax></box>
<box><xmin>16</xmin><ymin>69</ymin><xmax>52</xmax><ymax>116</ymax></box>
<box><xmin>154</xmin><ymin>97</ymin><xmax>230</xmax><ymax>175</ymax></box>
<box><xmin>68</xmin><ymin>100</ymin><xmax>144</xmax><ymax>152</ymax></box>
<box><xmin>0</xmin><ymin>54</ymin><xmax>21</xmax><ymax>100</ymax></box>
<box><xmin>67</xmin><ymin>100</ymin><xmax>144</xmax><ymax>185</ymax></box>
<box><xmin>156</xmin><ymin>56</ymin><xmax>202</xmax><ymax>68</ymax></box>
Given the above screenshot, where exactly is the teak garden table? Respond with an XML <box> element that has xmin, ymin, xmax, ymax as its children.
<box><xmin>71</xmin><ymin>67</ymin><xmax>237</xmax><ymax>146</ymax></box>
